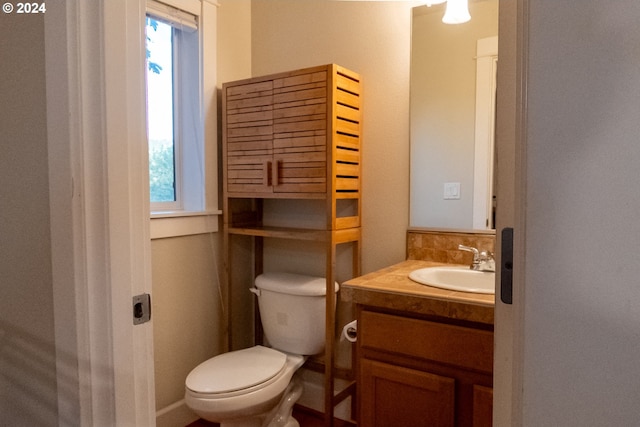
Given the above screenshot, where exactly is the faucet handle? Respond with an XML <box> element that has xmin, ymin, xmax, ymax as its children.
<box><xmin>458</xmin><ymin>244</ymin><xmax>480</xmax><ymax>260</ymax></box>
<box><xmin>479</xmin><ymin>250</ymin><xmax>494</xmax><ymax>260</ymax></box>
<box><xmin>459</xmin><ymin>245</ymin><xmax>495</xmax><ymax>272</ymax></box>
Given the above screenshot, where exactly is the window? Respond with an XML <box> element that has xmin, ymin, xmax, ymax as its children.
<box><xmin>145</xmin><ymin>0</ymin><xmax>219</xmax><ymax>238</ymax></box>
<box><xmin>146</xmin><ymin>18</ymin><xmax>177</xmax><ymax>205</ymax></box>
<box><xmin>146</xmin><ymin>1</ymin><xmax>200</xmax><ymax>213</ymax></box>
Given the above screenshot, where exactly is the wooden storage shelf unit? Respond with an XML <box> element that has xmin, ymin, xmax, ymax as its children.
<box><xmin>222</xmin><ymin>64</ymin><xmax>362</xmax><ymax>427</ymax></box>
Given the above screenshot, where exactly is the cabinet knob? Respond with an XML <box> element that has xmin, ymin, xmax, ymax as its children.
<box><xmin>272</xmin><ymin>159</ymin><xmax>280</xmax><ymax>187</ymax></box>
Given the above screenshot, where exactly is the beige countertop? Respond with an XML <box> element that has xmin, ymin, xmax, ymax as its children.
<box><xmin>341</xmin><ymin>260</ymin><xmax>495</xmax><ymax>325</ymax></box>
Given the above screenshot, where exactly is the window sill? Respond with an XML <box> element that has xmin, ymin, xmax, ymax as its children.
<box><xmin>150</xmin><ymin>210</ymin><xmax>221</xmax><ymax>239</ymax></box>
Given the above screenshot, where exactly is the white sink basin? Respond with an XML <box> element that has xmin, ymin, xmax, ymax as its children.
<box><xmin>409</xmin><ymin>266</ymin><xmax>495</xmax><ymax>294</ymax></box>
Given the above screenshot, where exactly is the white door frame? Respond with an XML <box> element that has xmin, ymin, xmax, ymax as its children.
<box><xmin>494</xmin><ymin>0</ymin><xmax>528</xmax><ymax>425</ymax></box>
<box><xmin>47</xmin><ymin>1</ymin><xmax>155</xmax><ymax>425</ymax></box>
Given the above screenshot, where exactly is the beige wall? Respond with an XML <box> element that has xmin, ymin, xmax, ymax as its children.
<box><xmin>218</xmin><ymin>0</ymin><xmax>252</xmax><ymax>84</ymax></box>
<box><xmin>217</xmin><ymin>0</ymin><xmax>256</xmax><ymax>353</ymax></box>
<box><xmin>152</xmin><ymin>234</ymin><xmax>223</xmax><ymax>410</ymax></box>
<box><xmin>251</xmin><ymin>0</ymin><xmax>414</xmax><ymax>274</ymax></box>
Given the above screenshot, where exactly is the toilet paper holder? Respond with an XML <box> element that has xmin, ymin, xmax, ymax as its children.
<box><xmin>341</xmin><ymin>320</ymin><xmax>357</xmax><ymax>343</ymax></box>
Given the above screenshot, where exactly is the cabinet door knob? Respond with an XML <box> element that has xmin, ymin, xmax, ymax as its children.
<box><xmin>265</xmin><ymin>160</ymin><xmax>272</xmax><ymax>187</ymax></box>
<box><xmin>272</xmin><ymin>159</ymin><xmax>280</xmax><ymax>187</ymax></box>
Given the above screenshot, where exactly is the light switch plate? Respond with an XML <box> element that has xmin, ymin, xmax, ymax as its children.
<box><xmin>444</xmin><ymin>182</ymin><xmax>461</xmax><ymax>200</ymax></box>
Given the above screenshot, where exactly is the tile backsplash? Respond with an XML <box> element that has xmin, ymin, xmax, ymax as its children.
<box><xmin>407</xmin><ymin>229</ymin><xmax>496</xmax><ymax>265</ymax></box>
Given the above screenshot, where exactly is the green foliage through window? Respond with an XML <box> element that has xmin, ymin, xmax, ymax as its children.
<box><xmin>145</xmin><ymin>17</ymin><xmax>176</xmax><ymax>204</ymax></box>
<box><xmin>146</xmin><ymin>18</ymin><xmax>163</xmax><ymax>75</ymax></box>
<box><xmin>149</xmin><ymin>141</ymin><xmax>175</xmax><ymax>203</ymax></box>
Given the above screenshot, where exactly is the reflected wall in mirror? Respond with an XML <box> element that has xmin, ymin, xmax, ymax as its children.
<box><xmin>410</xmin><ymin>0</ymin><xmax>499</xmax><ymax>230</ymax></box>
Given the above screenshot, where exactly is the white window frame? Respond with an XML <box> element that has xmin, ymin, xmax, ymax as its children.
<box><xmin>146</xmin><ymin>0</ymin><xmax>220</xmax><ymax>239</ymax></box>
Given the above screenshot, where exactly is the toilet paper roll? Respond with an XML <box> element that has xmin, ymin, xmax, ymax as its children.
<box><xmin>341</xmin><ymin>320</ymin><xmax>357</xmax><ymax>343</ymax></box>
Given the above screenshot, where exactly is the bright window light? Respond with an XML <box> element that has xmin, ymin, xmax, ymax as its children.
<box><xmin>146</xmin><ymin>18</ymin><xmax>178</xmax><ymax>205</ymax></box>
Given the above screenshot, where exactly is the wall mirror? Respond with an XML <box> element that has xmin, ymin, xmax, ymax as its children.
<box><xmin>410</xmin><ymin>0</ymin><xmax>499</xmax><ymax>230</ymax></box>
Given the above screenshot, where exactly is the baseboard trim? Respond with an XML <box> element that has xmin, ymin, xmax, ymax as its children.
<box><xmin>156</xmin><ymin>399</ymin><xmax>199</xmax><ymax>427</ymax></box>
<box><xmin>293</xmin><ymin>404</ymin><xmax>357</xmax><ymax>427</ymax></box>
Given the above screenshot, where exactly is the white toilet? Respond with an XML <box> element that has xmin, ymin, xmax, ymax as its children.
<box><xmin>185</xmin><ymin>272</ymin><xmax>338</xmax><ymax>427</ymax></box>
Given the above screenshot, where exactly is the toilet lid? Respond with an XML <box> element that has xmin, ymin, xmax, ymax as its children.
<box><xmin>185</xmin><ymin>346</ymin><xmax>287</xmax><ymax>394</ymax></box>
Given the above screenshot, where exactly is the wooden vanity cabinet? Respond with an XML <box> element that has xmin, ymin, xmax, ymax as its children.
<box><xmin>356</xmin><ymin>307</ymin><xmax>493</xmax><ymax>427</ymax></box>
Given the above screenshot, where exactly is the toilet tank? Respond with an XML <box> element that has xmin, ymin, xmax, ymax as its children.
<box><xmin>254</xmin><ymin>272</ymin><xmax>339</xmax><ymax>356</ymax></box>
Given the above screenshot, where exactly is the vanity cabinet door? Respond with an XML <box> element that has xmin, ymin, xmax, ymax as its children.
<box><xmin>360</xmin><ymin>358</ymin><xmax>455</xmax><ymax>427</ymax></box>
<box><xmin>357</xmin><ymin>308</ymin><xmax>494</xmax><ymax>427</ymax></box>
<box><xmin>472</xmin><ymin>385</ymin><xmax>493</xmax><ymax>427</ymax></box>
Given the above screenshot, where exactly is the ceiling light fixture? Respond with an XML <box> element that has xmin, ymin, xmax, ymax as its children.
<box><xmin>442</xmin><ymin>0</ymin><xmax>471</xmax><ymax>24</ymax></box>
<box><xmin>425</xmin><ymin>0</ymin><xmax>471</xmax><ymax>25</ymax></box>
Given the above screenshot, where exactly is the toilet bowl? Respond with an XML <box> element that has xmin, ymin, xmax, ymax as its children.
<box><xmin>184</xmin><ymin>272</ymin><xmax>338</xmax><ymax>427</ymax></box>
<box><xmin>185</xmin><ymin>346</ymin><xmax>305</xmax><ymax>427</ymax></box>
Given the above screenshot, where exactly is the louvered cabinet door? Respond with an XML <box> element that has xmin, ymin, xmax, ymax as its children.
<box><xmin>225</xmin><ymin>80</ymin><xmax>274</xmax><ymax>195</ymax></box>
<box><xmin>272</xmin><ymin>70</ymin><xmax>328</xmax><ymax>194</ymax></box>
<box><xmin>223</xmin><ymin>64</ymin><xmax>362</xmax><ymax>205</ymax></box>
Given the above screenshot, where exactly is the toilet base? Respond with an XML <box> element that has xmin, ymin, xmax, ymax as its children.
<box><xmin>262</xmin><ymin>374</ymin><xmax>303</xmax><ymax>427</ymax></box>
<box><xmin>216</xmin><ymin>375</ymin><xmax>303</xmax><ymax>427</ymax></box>
<box><xmin>186</xmin><ymin>351</ymin><xmax>306</xmax><ymax>427</ymax></box>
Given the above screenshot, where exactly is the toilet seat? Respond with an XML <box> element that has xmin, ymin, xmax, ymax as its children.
<box><xmin>186</xmin><ymin>346</ymin><xmax>287</xmax><ymax>397</ymax></box>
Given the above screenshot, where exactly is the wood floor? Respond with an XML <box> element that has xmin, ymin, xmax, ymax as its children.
<box><xmin>186</xmin><ymin>404</ymin><xmax>356</xmax><ymax>427</ymax></box>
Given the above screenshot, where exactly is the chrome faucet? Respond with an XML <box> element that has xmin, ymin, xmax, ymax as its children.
<box><xmin>458</xmin><ymin>244</ymin><xmax>495</xmax><ymax>272</ymax></box>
